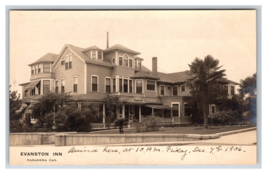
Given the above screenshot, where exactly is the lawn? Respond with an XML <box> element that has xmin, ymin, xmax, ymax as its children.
<box><xmin>90</xmin><ymin>125</ymin><xmax>255</xmax><ymax>135</ymax></box>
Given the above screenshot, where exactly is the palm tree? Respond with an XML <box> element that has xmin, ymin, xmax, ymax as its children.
<box><xmin>187</xmin><ymin>55</ymin><xmax>226</xmax><ymax>128</ymax></box>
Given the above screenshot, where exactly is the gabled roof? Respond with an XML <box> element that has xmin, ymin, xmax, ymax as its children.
<box><xmin>66</xmin><ymin>45</ymin><xmax>114</xmax><ymax>67</ymax></box>
<box><xmin>104</xmin><ymin>44</ymin><xmax>141</xmax><ymax>55</ymax></box>
<box><xmin>219</xmin><ymin>78</ymin><xmax>239</xmax><ymax>85</ymax></box>
<box><xmin>28</xmin><ymin>53</ymin><xmax>58</xmax><ymax>66</ymax></box>
<box><xmin>82</xmin><ymin>45</ymin><xmax>103</xmax><ymax>52</ymax></box>
<box><xmin>132</xmin><ymin>71</ymin><xmax>159</xmax><ymax>80</ymax></box>
<box><xmin>157</xmin><ymin>71</ymin><xmax>191</xmax><ymax>83</ymax></box>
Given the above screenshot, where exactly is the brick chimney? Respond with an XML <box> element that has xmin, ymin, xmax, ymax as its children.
<box><xmin>152</xmin><ymin>57</ymin><xmax>157</xmax><ymax>77</ymax></box>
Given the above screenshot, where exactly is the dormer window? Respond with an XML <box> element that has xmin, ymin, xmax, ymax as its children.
<box><xmin>92</xmin><ymin>51</ymin><xmax>96</xmax><ymax>59</ymax></box>
<box><xmin>123</xmin><ymin>55</ymin><xmax>128</xmax><ymax>67</ymax></box>
<box><xmin>98</xmin><ymin>51</ymin><xmax>102</xmax><ymax>59</ymax></box>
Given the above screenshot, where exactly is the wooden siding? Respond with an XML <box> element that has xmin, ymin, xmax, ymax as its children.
<box><xmin>54</xmin><ymin>49</ymin><xmax>85</xmax><ymax>94</ymax></box>
<box><xmin>30</xmin><ymin>73</ymin><xmax>54</xmax><ymax>81</ymax></box>
<box><xmin>112</xmin><ymin>66</ymin><xmax>135</xmax><ymax>77</ymax></box>
<box><xmin>87</xmin><ymin>63</ymin><xmax>113</xmax><ymax>93</ymax></box>
<box><xmin>104</xmin><ymin>52</ymin><xmax>116</xmax><ymax>63</ymax></box>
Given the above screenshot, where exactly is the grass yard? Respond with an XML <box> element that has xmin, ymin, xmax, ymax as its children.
<box><xmin>89</xmin><ymin>125</ymin><xmax>256</xmax><ymax>135</ymax></box>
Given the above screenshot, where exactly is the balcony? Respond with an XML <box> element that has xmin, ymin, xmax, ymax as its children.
<box><xmin>30</xmin><ymin>72</ymin><xmax>55</xmax><ymax>81</ymax></box>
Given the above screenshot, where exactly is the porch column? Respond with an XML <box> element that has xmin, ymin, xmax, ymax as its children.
<box><xmin>139</xmin><ymin>105</ymin><xmax>141</xmax><ymax>122</ymax></box>
<box><xmin>78</xmin><ymin>102</ymin><xmax>82</xmax><ymax>110</ymax></box>
<box><xmin>103</xmin><ymin>104</ymin><xmax>106</xmax><ymax>124</ymax></box>
<box><xmin>122</xmin><ymin>104</ymin><xmax>125</xmax><ymax>118</ymax></box>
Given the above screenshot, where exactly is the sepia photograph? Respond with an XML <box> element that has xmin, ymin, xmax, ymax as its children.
<box><xmin>8</xmin><ymin>9</ymin><xmax>258</xmax><ymax>166</ymax></box>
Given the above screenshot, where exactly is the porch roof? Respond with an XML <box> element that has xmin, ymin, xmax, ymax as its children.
<box><xmin>145</xmin><ymin>105</ymin><xmax>170</xmax><ymax>109</ymax></box>
<box><xmin>25</xmin><ymin>80</ymin><xmax>40</xmax><ymax>90</ymax></box>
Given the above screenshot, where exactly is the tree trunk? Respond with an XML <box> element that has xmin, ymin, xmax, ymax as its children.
<box><xmin>203</xmin><ymin>87</ymin><xmax>209</xmax><ymax>129</ymax></box>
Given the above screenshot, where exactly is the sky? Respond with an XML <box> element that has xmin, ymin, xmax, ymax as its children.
<box><xmin>9</xmin><ymin>10</ymin><xmax>256</xmax><ymax>95</ymax></box>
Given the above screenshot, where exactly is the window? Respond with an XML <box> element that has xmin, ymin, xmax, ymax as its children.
<box><xmin>43</xmin><ymin>63</ymin><xmax>50</xmax><ymax>73</ymax></box>
<box><xmin>224</xmin><ymin>86</ymin><xmax>228</xmax><ymax>95</ymax></box>
<box><xmin>69</xmin><ymin>55</ymin><xmax>72</xmax><ymax>69</ymax></box>
<box><xmin>173</xmin><ymin>87</ymin><xmax>178</xmax><ymax>95</ymax></box>
<box><xmin>113</xmin><ymin>78</ymin><xmax>116</xmax><ymax>92</ymax></box>
<box><xmin>119</xmin><ymin>79</ymin><xmax>122</xmax><ymax>92</ymax></box>
<box><xmin>231</xmin><ymin>86</ymin><xmax>234</xmax><ymax>95</ymax></box>
<box><xmin>61</xmin><ymin>79</ymin><xmax>65</xmax><ymax>93</ymax></box>
<box><xmin>147</xmin><ymin>80</ymin><xmax>155</xmax><ymax>91</ymax></box>
<box><xmin>61</xmin><ymin>58</ymin><xmax>65</xmax><ymax>65</ymax></box>
<box><xmin>112</xmin><ymin>58</ymin><xmax>115</xmax><ymax>64</ymax></box>
<box><xmin>136</xmin><ymin>80</ymin><xmax>142</xmax><ymax>94</ymax></box>
<box><xmin>73</xmin><ymin>77</ymin><xmax>78</xmax><ymax>93</ymax></box>
<box><xmin>129</xmin><ymin>59</ymin><xmax>132</xmax><ymax>67</ymax></box>
<box><xmin>31</xmin><ymin>66</ymin><xmax>34</xmax><ymax>74</ymax></box>
<box><xmin>35</xmin><ymin>65</ymin><xmax>38</xmax><ymax>74</ymax></box>
<box><xmin>92</xmin><ymin>51</ymin><xmax>96</xmax><ymax>59</ymax></box>
<box><xmin>65</xmin><ymin>56</ymin><xmax>69</xmax><ymax>70</ymax></box>
<box><xmin>123</xmin><ymin>55</ymin><xmax>128</xmax><ymax>67</ymax></box>
<box><xmin>129</xmin><ymin>80</ymin><xmax>132</xmax><ymax>93</ymax></box>
<box><xmin>106</xmin><ymin>78</ymin><xmax>111</xmax><ymax>93</ymax></box>
<box><xmin>184</xmin><ymin>104</ymin><xmax>191</xmax><ymax>117</ymax></box>
<box><xmin>160</xmin><ymin>86</ymin><xmax>165</xmax><ymax>95</ymax></box>
<box><xmin>38</xmin><ymin>64</ymin><xmax>41</xmax><ymax>73</ymax></box>
<box><xmin>98</xmin><ymin>51</ymin><xmax>102</xmax><ymax>59</ymax></box>
<box><xmin>181</xmin><ymin>85</ymin><xmax>185</xmax><ymax>92</ymax></box>
<box><xmin>119</xmin><ymin>57</ymin><xmax>123</xmax><ymax>66</ymax></box>
<box><xmin>43</xmin><ymin>80</ymin><xmax>50</xmax><ymax>95</ymax></box>
<box><xmin>92</xmin><ymin>76</ymin><xmax>97</xmax><ymax>92</ymax></box>
<box><xmin>124</xmin><ymin>79</ymin><xmax>128</xmax><ymax>93</ymax></box>
<box><xmin>55</xmin><ymin>81</ymin><xmax>59</xmax><ymax>94</ymax></box>
<box><xmin>172</xmin><ymin>103</ymin><xmax>179</xmax><ymax>117</ymax></box>
<box><xmin>211</xmin><ymin>105</ymin><xmax>215</xmax><ymax>114</ymax></box>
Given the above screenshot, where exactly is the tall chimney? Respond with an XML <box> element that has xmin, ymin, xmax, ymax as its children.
<box><xmin>107</xmin><ymin>32</ymin><xmax>109</xmax><ymax>48</ymax></box>
<box><xmin>152</xmin><ymin>57</ymin><xmax>157</xmax><ymax>77</ymax></box>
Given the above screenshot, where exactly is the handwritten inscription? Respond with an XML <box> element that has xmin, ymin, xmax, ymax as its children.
<box><xmin>67</xmin><ymin>146</ymin><xmax>246</xmax><ymax>161</ymax></box>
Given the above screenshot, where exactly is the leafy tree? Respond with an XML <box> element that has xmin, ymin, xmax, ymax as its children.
<box><xmin>31</xmin><ymin>92</ymin><xmax>70</xmax><ymax>127</ymax></box>
<box><xmin>9</xmin><ymin>85</ymin><xmax>22</xmax><ymax>120</ymax></box>
<box><xmin>102</xmin><ymin>96</ymin><xmax>122</xmax><ymax>129</ymax></box>
<box><xmin>187</xmin><ymin>55</ymin><xmax>226</xmax><ymax>128</ymax></box>
<box><xmin>238</xmin><ymin>73</ymin><xmax>257</xmax><ymax>123</ymax></box>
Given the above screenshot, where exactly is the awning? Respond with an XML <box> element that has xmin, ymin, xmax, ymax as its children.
<box><xmin>25</xmin><ymin>80</ymin><xmax>40</xmax><ymax>90</ymax></box>
<box><xmin>145</xmin><ymin>105</ymin><xmax>171</xmax><ymax>109</ymax></box>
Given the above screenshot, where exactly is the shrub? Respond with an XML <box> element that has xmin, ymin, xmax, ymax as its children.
<box><xmin>208</xmin><ymin>110</ymin><xmax>238</xmax><ymax>125</ymax></box>
<box><xmin>10</xmin><ymin>120</ymin><xmax>23</xmax><ymax>132</ymax></box>
<box><xmin>141</xmin><ymin>115</ymin><xmax>162</xmax><ymax>132</ymax></box>
<box><xmin>36</xmin><ymin>128</ymin><xmax>49</xmax><ymax>132</ymax></box>
<box><xmin>114</xmin><ymin>118</ymin><xmax>128</xmax><ymax>128</ymax></box>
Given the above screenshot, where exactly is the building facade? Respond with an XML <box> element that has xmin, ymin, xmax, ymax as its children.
<box><xmin>19</xmin><ymin>41</ymin><xmax>238</xmax><ymax>125</ymax></box>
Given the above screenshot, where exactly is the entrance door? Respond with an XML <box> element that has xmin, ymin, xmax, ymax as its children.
<box><xmin>172</xmin><ymin>103</ymin><xmax>180</xmax><ymax>117</ymax></box>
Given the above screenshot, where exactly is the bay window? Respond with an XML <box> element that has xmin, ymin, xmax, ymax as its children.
<box><xmin>106</xmin><ymin>78</ymin><xmax>111</xmax><ymax>93</ymax></box>
<box><xmin>147</xmin><ymin>80</ymin><xmax>155</xmax><ymax>91</ymax></box>
<box><xmin>136</xmin><ymin>80</ymin><xmax>142</xmax><ymax>94</ymax></box>
<box><xmin>129</xmin><ymin>80</ymin><xmax>133</xmax><ymax>93</ymax></box>
<box><xmin>43</xmin><ymin>80</ymin><xmax>50</xmax><ymax>95</ymax></box>
<box><xmin>124</xmin><ymin>79</ymin><xmax>128</xmax><ymax>92</ymax></box>
<box><xmin>43</xmin><ymin>63</ymin><xmax>50</xmax><ymax>73</ymax></box>
<box><xmin>119</xmin><ymin>79</ymin><xmax>122</xmax><ymax>92</ymax></box>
